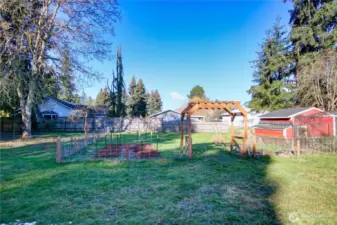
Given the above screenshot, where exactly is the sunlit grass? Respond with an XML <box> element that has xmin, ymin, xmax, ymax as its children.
<box><xmin>0</xmin><ymin>132</ymin><xmax>336</xmax><ymax>224</ymax></box>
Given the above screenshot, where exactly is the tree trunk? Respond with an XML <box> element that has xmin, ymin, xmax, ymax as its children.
<box><xmin>17</xmin><ymin>79</ymin><xmax>35</xmax><ymax>139</ymax></box>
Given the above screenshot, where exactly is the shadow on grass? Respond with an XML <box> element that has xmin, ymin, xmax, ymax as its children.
<box><xmin>0</xmin><ymin>132</ymin><xmax>281</xmax><ymax>224</ymax></box>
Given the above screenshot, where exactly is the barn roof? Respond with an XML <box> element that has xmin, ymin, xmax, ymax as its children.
<box><xmin>254</xmin><ymin>122</ymin><xmax>292</xmax><ymax>130</ymax></box>
<box><xmin>259</xmin><ymin>107</ymin><xmax>323</xmax><ymax>118</ymax></box>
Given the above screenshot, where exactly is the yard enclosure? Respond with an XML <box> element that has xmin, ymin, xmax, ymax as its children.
<box><xmin>0</xmin><ymin>132</ymin><xmax>336</xmax><ymax>224</ymax></box>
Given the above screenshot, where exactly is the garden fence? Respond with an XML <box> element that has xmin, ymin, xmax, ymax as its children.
<box><xmin>56</xmin><ymin>130</ymin><xmax>106</xmax><ymax>163</ymax></box>
<box><xmin>56</xmin><ymin>131</ymin><xmax>168</xmax><ymax>163</ymax></box>
<box><xmin>255</xmin><ymin>136</ymin><xmax>337</xmax><ymax>155</ymax></box>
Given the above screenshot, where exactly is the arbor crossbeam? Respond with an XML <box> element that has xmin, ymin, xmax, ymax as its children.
<box><xmin>180</xmin><ymin>101</ymin><xmax>249</xmax><ymax>158</ymax></box>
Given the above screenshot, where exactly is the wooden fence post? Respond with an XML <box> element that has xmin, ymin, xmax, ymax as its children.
<box><xmin>56</xmin><ymin>136</ymin><xmax>61</xmax><ymax>163</ymax></box>
<box><xmin>126</xmin><ymin>144</ymin><xmax>129</xmax><ymax>160</ymax></box>
<box><xmin>187</xmin><ymin>115</ymin><xmax>192</xmax><ymax>158</ymax></box>
<box><xmin>296</xmin><ymin>139</ymin><xmax>300</xmax><ymax>156</ymax></box>
<box><xmin>74</xmin><ymin>137</ymin><xmax>77</xmax><ymax>153</ymax></box>
<box><xmin>252</xmin><ymin>134</ymin><xmax>256</xmax><ymax>156</ymax></box>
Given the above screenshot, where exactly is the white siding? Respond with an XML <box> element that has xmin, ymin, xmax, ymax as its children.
<box><xmin>38</xmin><ymin>99</ymin><xmax>72</xmax><ymax>117</ymax></box>
<box><xmin>222</xmin><ymin>112</ymin><xmax>263</xmax><ymax>127</ymax></box>
<box><xmin>151</xmin><ymin>110</ymin><xmax>203</xmax><ymax>122</ymax></box>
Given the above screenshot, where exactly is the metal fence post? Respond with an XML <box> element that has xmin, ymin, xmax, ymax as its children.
<box><xmin>74</xmin><ymin>137</ymin><xmax>77</xmax><ymax>153</ymax></box>
<box><xmin>56</xmin><ymin>136</ymin><xmax>61</xmax><ymax>163</ymax></box>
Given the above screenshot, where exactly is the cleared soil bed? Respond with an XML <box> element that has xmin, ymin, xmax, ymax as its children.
<box><xmin>94</xmin><ymin>143</ymin><xmax>160</xmax><ymax>159</ymax></box>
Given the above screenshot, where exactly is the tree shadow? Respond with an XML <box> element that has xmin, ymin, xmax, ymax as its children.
<box><xmin>0</xmin><ymin>132</ymin><xmax>281</xmax><ymax>224</ymax></box>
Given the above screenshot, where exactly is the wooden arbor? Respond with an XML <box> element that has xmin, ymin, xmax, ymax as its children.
<box><xmin>180</xmin><ymin>101</ymin><xmax>251</xmax><ymax>158</ymax></box>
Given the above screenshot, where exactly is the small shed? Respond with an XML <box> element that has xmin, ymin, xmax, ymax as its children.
<box><xmin>255</xmin><ymin>107</ymin><xmax>336</xmax><ymax>138</ymax></box>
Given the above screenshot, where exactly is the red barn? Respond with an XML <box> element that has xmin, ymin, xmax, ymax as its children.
<box><xmin>255</xmin><ymin>107</ymin><xmax>336</xmax><ymax>139</ymax></box>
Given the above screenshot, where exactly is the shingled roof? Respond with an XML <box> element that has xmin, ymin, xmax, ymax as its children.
<box><xmin>259</xmin><ymin>107</ymin><xmax>320</xmax><ymax>118</ymax></box>
<box><xmin>47</xmin><ymin>97</ymin><xmax>86</xmax><ymax>110</ymax></box>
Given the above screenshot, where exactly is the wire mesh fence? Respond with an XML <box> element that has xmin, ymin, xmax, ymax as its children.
<box><xmin>57</xmin><ymin>131</ymin><xmax>171</xmax><ymax>163</ymax></box>
<box><xmin>254</xmin><ymin>136</ymin><xmax>337</xmax><ymax>156</ymax></box>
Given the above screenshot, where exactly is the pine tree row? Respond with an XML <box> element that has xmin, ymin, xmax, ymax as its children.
<box><xmin>95</xmin><ymin>48</ymin><xmax>163</xmax><ymax>117</ymax></box>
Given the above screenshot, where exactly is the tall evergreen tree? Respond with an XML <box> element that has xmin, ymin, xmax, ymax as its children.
<box><xmin>96</xmin><ymin>88</ymin><xmax>109</xmax><ymax>106</ymax></box>
<box><xmin>133</xmin><ymin>79</ymin><xmax>147</xmax><ymax>117</ymax></box>
<box><xmin>285</xmin><ymin>0</ymin><xmax>337</xmax><ymax>109</ymax></box>
<box><xmin>286</xmin><ymin>0</ymin><xmax>336</xmax><ymax>64</ymax></box>
<box><xmin>247</xmin><ymin>18</ymin><xmax>295</xmax><ymax>111</ymax></box>
<box><xmin>107</xmin><ymin>47</ymin><xmax>126</xmax><ymax>117</ymax></box>
<box><xmin>108</xmin><ymin>73</ymin><xmax>117</xmax><ymax>117</ymax></box>
<box><xmin>115</xmin><ymin>47</ymin><xmax>126</xmax><ymax>116</ymax></box>
<box><xmin>147</xmin><ymin>90</ymin><xmax>163</xmax><ymax>115</ymax></box>
<box><xmin>188</xmin><ymin>85</ymin><xmax>206</xmax><ymax>99</ymax></box>
<box><xmin>58</xmin><ymin>50</ymin><xmax>76</xmax><ymax>102</ymax></box>
<box><xmin>126</xmin><ymin>76</ymin><xmax>137</xmax><ymax>116</ymax></box>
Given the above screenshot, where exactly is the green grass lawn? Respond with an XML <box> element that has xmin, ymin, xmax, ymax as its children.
<box><xmin>0</xmin><ymin>132</ymin><xmax>336</xmax><ymax>224</ymax></box>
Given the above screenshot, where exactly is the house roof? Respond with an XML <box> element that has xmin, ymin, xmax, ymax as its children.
<box><xmin>40</xmin><ymin>110</ymin><xmax>58</xmax><ymax>115</ymax></box>
<box><xmin>149</xmin><ymin>110</ymin><xmax>204</xmax><ymax>118</ymax></box>
<box><xmin>47</xmin><ymin>97</ymin><xmax>87</xmax><ymax>110</ymax></box>
<box><xmin>259</xmin><ymin>107</ymin><xmax>323</xmax><ymax>119</ymax></box>
<box><xmin>47</xmin><ymin>97</ymin><xmax>77</xmax><ymax>109</ymax></box>
<box><xmin>254</xmin><ymin>122</ymin><xmax>292</xmax><ymax>130</ymax></box>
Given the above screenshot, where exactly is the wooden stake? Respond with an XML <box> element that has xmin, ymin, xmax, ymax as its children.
<box><xmin>74</xmin><ymin>137</ymin><xmax>77</xmax><ymax>153</ymax></box>
<box><xmin>242</xmin><ymin>115</ymin><xmax>248</xmax><ymax>157</ymax></box>
<box><xmin>296</xmin><ymin>139</ymin><xmax>300</xmax><ymax>156</ymax></box>
<box><xmin>85</xmin><ymin>133</ymin><xmax>87</xmax><ymax>146</ymax></box>
<box><xmin>126</xmin><ymin>144</ymin><xmax>129</xmax><ymax>160</ymax></box>
<box><xmin>187</xmin><ymin>114</ymin><xmax>192</xmax><ymax>158</ymax></box>
<box><xmin>56</xmin><ymin>136</ymin><xmax>61</xmax><ymax>163</ymax></box>
<box><xmin>230</xmin><ymin>115</ymin><xmax>235</xmax><ymax>152</ymax></box>
<box><xmin>252</xmin><ymin>134</ymin><xmax>256</xmax><ymax>156</ymax></box>
<box><xmin>180</xmin><ymin>113</ymin><xmax>185</xmax><ymax>149</ymax></box>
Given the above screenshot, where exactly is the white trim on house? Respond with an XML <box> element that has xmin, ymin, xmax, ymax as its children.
<box><xmin>149</xmin><ymin>110</ymin><xmax>206</xmax><ymax>121</ymax></box>
<box><xmin>333</xmin><ymin>116</ymin><xmax>336</xmax><ymax>136</ymax></box>
<box><xmin>259</xmin><ymin>107</ymin><xmax>325</xmax><ymax>119</ymax></box>
<box><xmin>47</xmin><ymin>97</ymin><xmax>74</xmax><ymax>109</ymax></box>
<box><xmin>149</xmin><ymin>110</ymin><xmax>178</xmax><ymax>117</ymax></box>
<box><xmin>289</xmin><ymin>107</ymin><xmax>324</xmax><ymax>118</ymax></box>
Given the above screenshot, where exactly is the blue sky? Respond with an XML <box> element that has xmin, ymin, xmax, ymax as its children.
<box><xmin>84</xmin><ymin>0</ymin><xmax>292</xmax><ymax>110</ymax></box>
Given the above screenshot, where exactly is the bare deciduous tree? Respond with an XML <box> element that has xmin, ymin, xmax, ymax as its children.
<box><xmin>298</xmin><ymin>50</ymin><xmax>337</xmax><ymax>111</ymax></box>
<box><xmin>0</xmin><ymin>0</ymin><xmax>120</xmax><ymax>138</ymax></box>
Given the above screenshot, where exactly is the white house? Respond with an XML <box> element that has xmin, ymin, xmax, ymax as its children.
<box><xmin>149</xmin><ymin>110</ymin><xmax>205</xmax><ymax>122</ymax></box>
<box><xmin>38</xmin><ymin>97</ymin><xmax>76</xmax><ymax>118</ymax></box>
<box><xmin>38</xmin><ymin>97</ymin><xmax>107</xmax><ymax>119</ymax></box>
<box><xmin>221</xmin><ymin>108</ymin><xmax>267</xmax><ymax>127</ymax></box>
